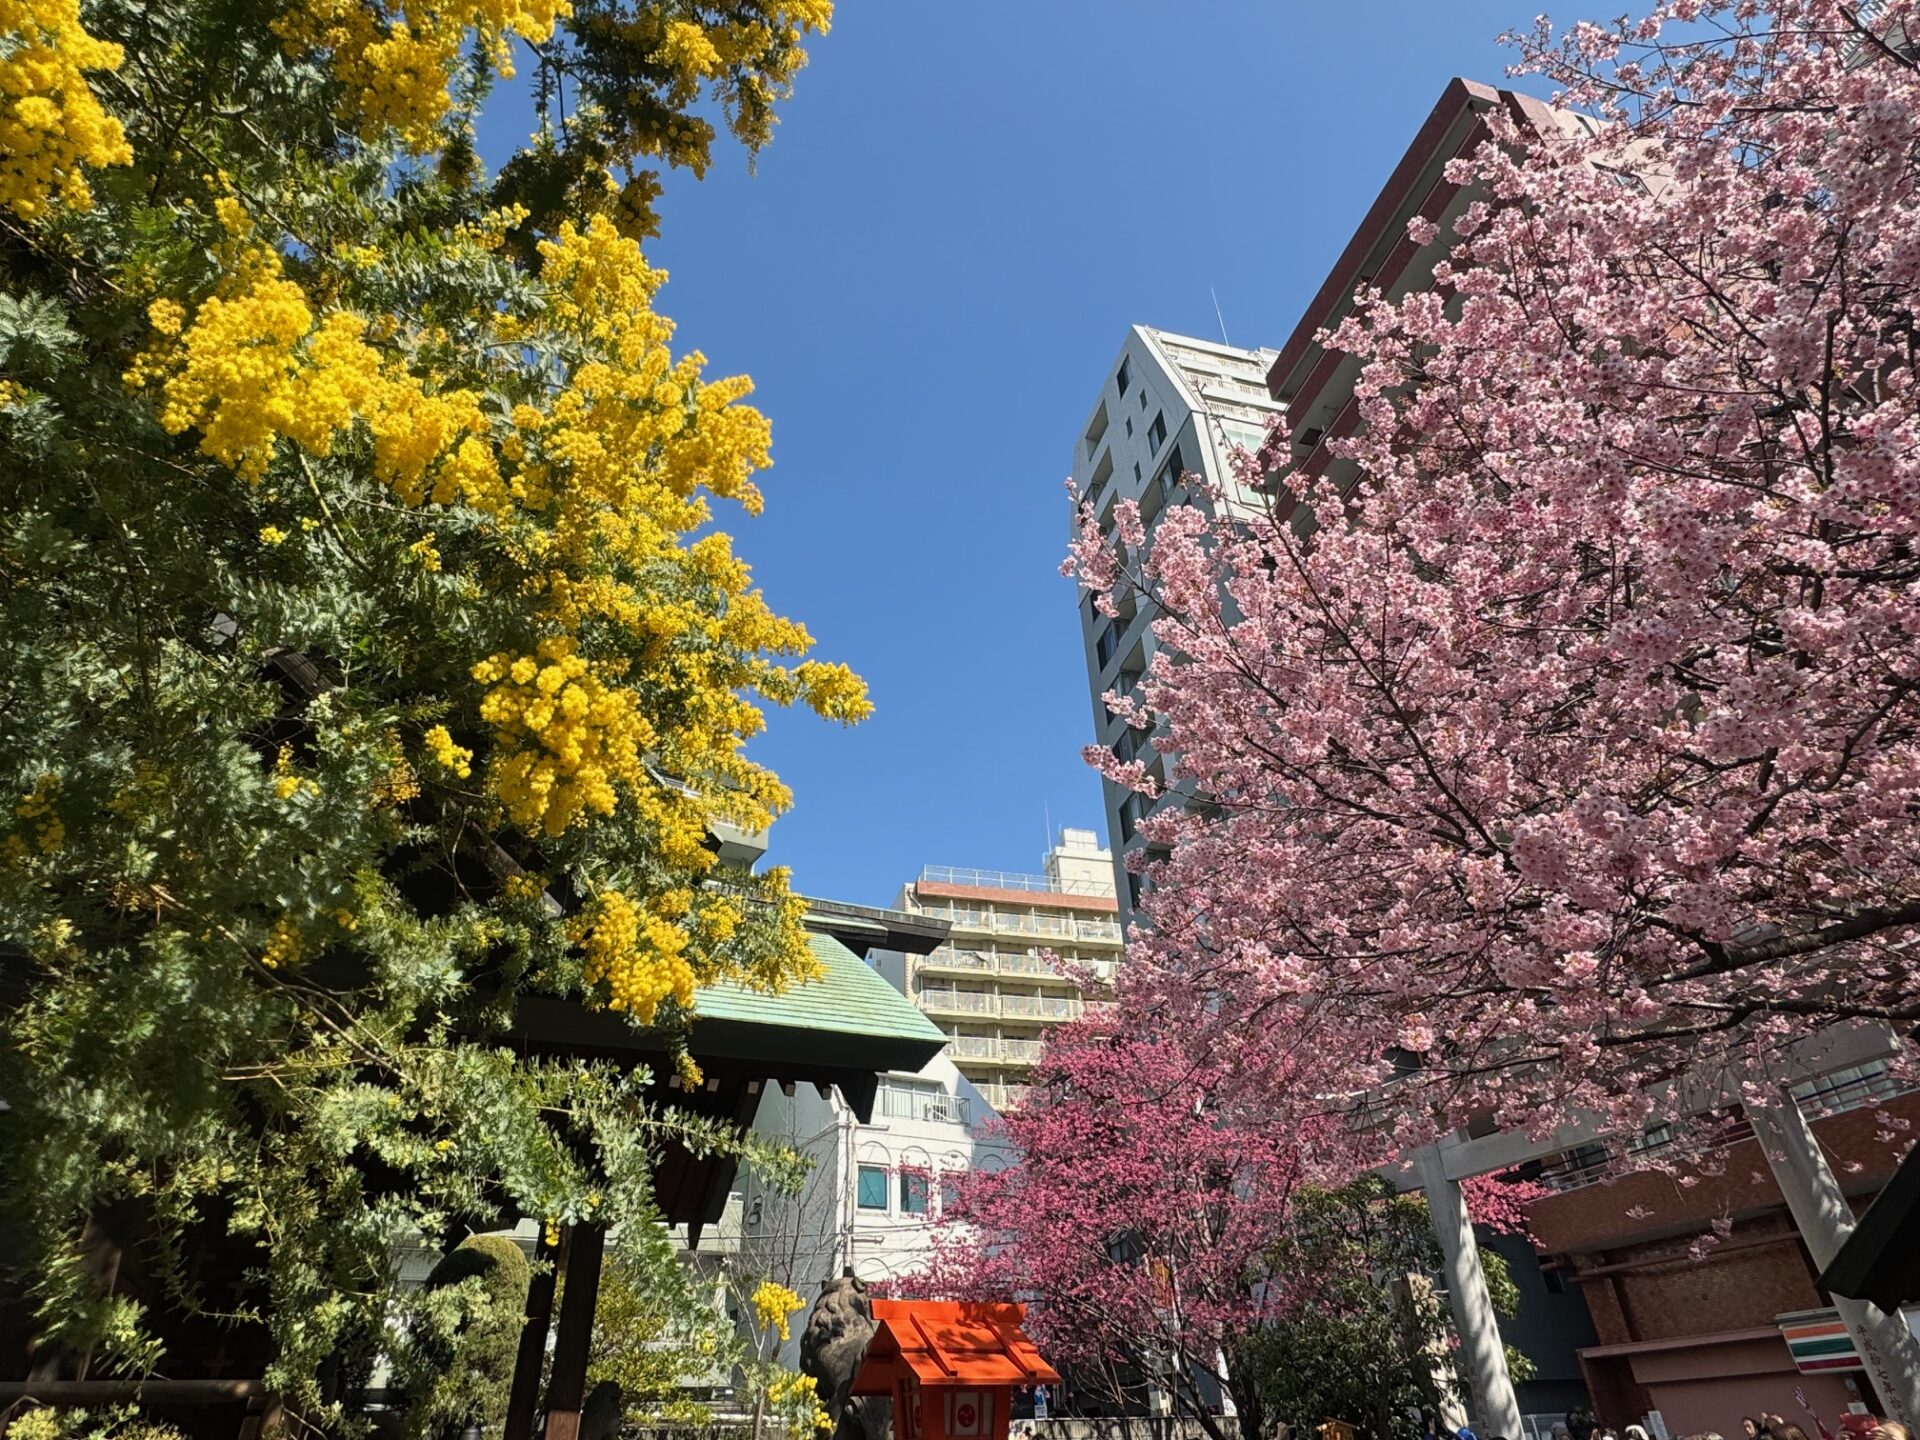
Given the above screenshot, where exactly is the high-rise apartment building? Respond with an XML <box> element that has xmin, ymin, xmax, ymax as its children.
<box><xmin>881</xmin><ymin>829</ymin><xmax>1123</xmax><ymax>1112</ymax></box>
<box><xmin>1071</xmin><ymin>327</ymin><xmax>1282</xmax><ymax>923</ymax></box>
<box><xmin>1072</xmin><ymin>81</ymin><xmax>1594</xmax><ymax>930</ymax></box>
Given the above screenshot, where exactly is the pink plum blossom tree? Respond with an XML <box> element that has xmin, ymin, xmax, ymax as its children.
<box><xmin>1070</xmin><ymin>0</ymin><xmax>1920</xmax><ymax>1147</ymax></box>
<box><xmin>918</xmin><ymin>1021</ymin><xmax>1330</xmax><ymax>1440</ymax></box>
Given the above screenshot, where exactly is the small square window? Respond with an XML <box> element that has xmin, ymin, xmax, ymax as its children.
<box><xmin>1139</xmin><ymin>389</ymin><xmax>1148</xmax><ymax>410</ymax></box>
<box><xmin>900</xmin><ymin>1171</ymin><xmax>930</xmax><ymax>1215</ymax></box>
<box><xmin>1133</xmin><ymin>462</ymin><xmax>1141</xmax><ymax>482</ymax></box>
<box><xmin>1124</xmin><ymin>417</ymin><xmax>1133</xmax><ymax>438</ymax></box>
<box><xmin>1116</xmin><ymin>356</ymin><xmax>1131</xmax><ymax>396</ymax></box>
<box><xmin>857</xmin><ymin>1165</ymin><xmax>888</xmax><ymax>1211</ymax></box>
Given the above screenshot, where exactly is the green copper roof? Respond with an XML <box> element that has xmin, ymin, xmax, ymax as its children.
<box><xmin>696</xmin><ymin>931</ymin><xmax>946</xmax><ymax>1048</ymax></box>
<box><xmin>510</xmin><ymin>929</ymin><xmax>946</xmax><ymax>1081</ymax></box>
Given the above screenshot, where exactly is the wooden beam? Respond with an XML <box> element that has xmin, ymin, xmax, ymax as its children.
<box><xmin>541</xmin><ymin>1222</ymin><xmax>606</xmax><ymax>1440</ymax></box>
<box><xmin>504</xmin><ymin>1227</ymin><xmax>561</xmax><ymax>1440</ymax></box>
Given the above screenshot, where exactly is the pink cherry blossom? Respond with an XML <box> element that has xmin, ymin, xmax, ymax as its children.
<box><xmin>1066</xmin><ymin>0</ymin><xmax>1920</xmax><ymax>1152</ymax></box>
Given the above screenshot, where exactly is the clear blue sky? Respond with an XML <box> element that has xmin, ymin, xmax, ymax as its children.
<box><xmin>480</xmin><ymin>3</ymin><xmax>1548</xmax><ymax>907</ymax></box>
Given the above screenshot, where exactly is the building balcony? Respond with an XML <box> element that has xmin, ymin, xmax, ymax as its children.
<box><xmin>977</xmin><ymin>1082</ymin><xmax>1034</xmax><ymax>1113</ymax></box>
<box><xmin>921</xmin><ymin>946</ymin><xmax>1109</xmax><ymax>984</ymax></box>
<box><xmin>876</xmin><ymin>1081</ymin><xmax>973</xmax><ymax>1129</ymax></box>
<box><xmin>943</xmin><ymin>1036</ymin><xmax>1048</xmax><ymax>1067</ymax></box>
<box><xmin>917</xmin><ymin>989</ymin><xmax>997</xmax><ymax>1017</ymax></box>
<box><xmin>918</xmin><ymin>947</ymin><xmax>996</xmax><ymax>976</ymax></box>
<box><xmin>1000</xmin><ymin>994</ymin><xmax>1079</xmax><ymax>1021</ymax></box>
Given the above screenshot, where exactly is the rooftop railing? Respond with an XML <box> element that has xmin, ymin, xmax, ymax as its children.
<box><xmin>919</xmin><ymin>865</ymin><xmax>1115</xmax><ymax>899</ymax></box>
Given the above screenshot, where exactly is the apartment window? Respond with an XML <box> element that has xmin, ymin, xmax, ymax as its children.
<box><xmin>1139</xmin><ymin>388</ymin><xmax>1148</xmax><ymax>410</ymax></box>
<box><xmin>1116</xmin><ymin>355</ymin><xmax>1131</xmax><ymax>396</ymax></box>
<box><xmin>856</xmin><ymin>1165</ymin><xmax>889</xmax><ymax>1210</ymax></box>
<box><xmin>1160</xmin><ymin>444</ymin><xmax>1185</xmax><ymax>487</ymax></box>
<box><xmin>1095</xmin><ymin>621</ymin><xmax>1122</xmax><ymax>669</ymax></box>
<box><xmin>900</xmin><ymin>1171</ymin><xmax>930</xmax><ymax>1215</ymax></box>
<box><xmin>1132</xmin><ymin>462</ymin><xmax>1141</xmax><ymax>482</ymax></box>
<box><xmin>1127</xmin><ymin>873</ymin><xmax>1144</xmax><ymax>910</ymax></box>
<box><xmin>1147</xmin><ymin>413</ymin><xmax>1167</xmax><ymax>453</ymax></box>
<box><xmin>1124</xmin><ymin>416</ymin><xmax>1133</xmax><ymax>439</ymax></box>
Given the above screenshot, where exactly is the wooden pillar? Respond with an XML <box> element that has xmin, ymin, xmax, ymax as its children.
<box><xmin>541</xmin><ymin>1222</ymin><xmax>606</xmax><ymax>1440</ymax></box>
<box><xmin>503</xmin><ymin>1228</ymin><xmax>562</xmax><ymax>1440</ymax></box>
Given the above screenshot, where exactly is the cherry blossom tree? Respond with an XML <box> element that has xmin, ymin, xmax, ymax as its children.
<box><xmin>918</xmin><ymin>1021</ymin><xmax>1331</xmax><ymax>1440</ymax></box>
<box><xmin>1071</xmin><ymin>0</ymin><xmax>1920</xmax><ymax>1148</ymax></box>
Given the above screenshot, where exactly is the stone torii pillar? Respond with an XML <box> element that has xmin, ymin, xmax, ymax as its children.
<box><xmin>1414</xmin><ymin>1144</ymin><xmax>1523</xmax><ymax>1440</ymax></box>
<box><xmin>1743</xmin><ymin>1090</ymin><xmax>1920</xmax><ymax>1429</ymax></box>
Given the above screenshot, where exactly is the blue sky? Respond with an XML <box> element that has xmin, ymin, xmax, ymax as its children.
<box><xmin>481</xmin><ymin>2</ymin><xmax>1549</xmax><ymax>907</ymax></box>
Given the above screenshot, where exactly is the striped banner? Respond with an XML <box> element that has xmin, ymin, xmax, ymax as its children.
<box><xmin>1778</xmin><ymin>1309</ymin><xmax>1864</xmax><ymax>1373</ymax></box>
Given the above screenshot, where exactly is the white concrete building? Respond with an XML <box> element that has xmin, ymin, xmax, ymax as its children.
<box><xmin>879</xmin><ymin>830</ymin><xmax>1124</xmax><ymax>1113</ymax></box>
<box><xmin>739</xmin><ymin>1051</ymin><xmax>1013</xmax><ymax>1367</ymax></box>
<box><xmin>1071</xmin><ymin>327</ymin><xmax>1282</xmax><ymax>925</ymax></box>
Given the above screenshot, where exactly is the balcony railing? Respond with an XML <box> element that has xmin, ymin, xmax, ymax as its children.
<box><xmin>920</xmin><ymin>865</ymin><xmax>1115</xmax><ymax>899</ymax></box>
<box><xmin>919</xmin><ymin>991</ymin><xmax>1084</xmax><ymax>1023</ymax></box>
<box><xmin>993</xmin><ymin>912</ymin><xmax>1074</xmax><ymax>938</ymax></box>
<box><xmin>947</xmin><ymin>1035</ymin><xmax>999</xmax><ymax>1059</ymax></box>
<box><xmin>917</xmin><ymin>989</ymin><xmax>997</xmax><ymax>1015</ymax></box>
<box><xmin>877</xmin><ymin>1083</ymin><xmax>972</xmax><ymax>1128</ymax></box>
<box><xmin>920</xmin><ymin>947</ymin><xmax>995</xmax><ymax>972</ymax></box>
<box><xmin>999</xmin><ymin>1038</ymin><xmax>1046</xmax><ymax>1063</ymax></box>
<box><xmin>1001</xmin><ymin>994</ymin><xmax>1078</xmax><ymax>1020</ymax></box>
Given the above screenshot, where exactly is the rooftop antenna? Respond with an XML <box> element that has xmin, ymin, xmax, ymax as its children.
<box><xmin>1044</xmin><ymin>801</ymin><xmax>1053</xmax><ymax>855</ymax></box>
<box><xmin>1210</xmin><ymin>285</ymin><xmax>1231</xmax><ymax>347</ymax></box>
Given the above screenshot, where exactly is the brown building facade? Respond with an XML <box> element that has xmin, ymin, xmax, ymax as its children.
<box><xmin>1523</xmin><ymin>1085</ymin><xmax>1920</xmax><ymax>1434</ymax></box>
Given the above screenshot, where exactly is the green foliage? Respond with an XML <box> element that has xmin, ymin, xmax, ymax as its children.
<box><xmin>390</xmin><ymin>1233</ymin><xmax>533</xmax><ymax>1437</ymax></box>
<box><xmin>0</xmin><ymin>0</ymin><xmax>838</xmax><ymax>1423</ymax></box>
<box><xmin>3</xmin><ymin>1409</ymin><xmax>186</xmax><ymax>1440</ymax></box>
<box><xmin>1244</xmin><ymin>1177</ymin><xmax>1527</xmax><ymax>1440</ymax></box>
<box><xmin>581</xmin><ymin>1226</ymin><xmax>735</xmax><ymax>1425</ymax></box>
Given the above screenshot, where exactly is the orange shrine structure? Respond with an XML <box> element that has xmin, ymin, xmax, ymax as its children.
<box><xmin>851</xmin><ymin>1301</ymin><xmax>1060</xmax><ymax>1440</ymax></box>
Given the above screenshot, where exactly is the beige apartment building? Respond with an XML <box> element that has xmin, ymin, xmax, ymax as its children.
<box><xmin>881</xmin><ymin>829</ymin><xmax>1123</xmax><ymax>1113</ymax></box>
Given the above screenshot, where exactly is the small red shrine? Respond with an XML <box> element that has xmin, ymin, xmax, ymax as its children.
<box><xmin>850</xmin><ymin>1300</ymin><xmax>1061</xmax><ymax>1440</ymax></box>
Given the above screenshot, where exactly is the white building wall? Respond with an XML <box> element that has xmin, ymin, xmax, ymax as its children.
<box><xmin>1071</xmin><ymin>327</ymin><xmax>1281</xmax><ymax>925</ymax></box>
<box><xmin>743</xmin><ymin>1053</ymin><xmax>1013</xmax><ymax>1369</ymax></box>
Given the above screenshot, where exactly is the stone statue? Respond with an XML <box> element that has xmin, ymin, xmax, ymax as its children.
<box><xmin>799</xmin><ymin>1269</ymin><xmax>892</xmax><ymax>1440</ymax></box>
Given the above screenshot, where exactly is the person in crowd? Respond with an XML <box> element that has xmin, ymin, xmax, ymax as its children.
<box><xmin>1569</xmin><ymin>1411</ymin><xmax>1599</xmax><ymax>1440</ymax></box>
<box><xmin>1626</xmin><ymin>1424</ymin><xmax>1651</xmax><ymax>1440</ymax></box>
<box><xmin>1774</xmin><ymin>1422</ymin><xmax>1812</xmax><ymax>1440</ymax></box>
<box><xmin>1745</xmin><ymin>1419</ymin><xmax>1762</xmax><ymax>1440</ymax></box>
<box><xmin>1871</xmin><ymin>1424</ymin><xmax>1910</xmax><ymax>1440</ymax></box>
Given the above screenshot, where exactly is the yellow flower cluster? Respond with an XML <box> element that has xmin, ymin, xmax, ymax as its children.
<box><xmin>751</xmin><ymin>1279</ymin><xmax>806</xmax><ymax>1342</ymax></box>
<box><xmin>4</xmin><ymin>775</ymin><xmax>64</xmax><ymax>860</ymax></box>
<box><xmin>576</xmin><ymin>888</ymin><xmax>694</xmax><ymax>1022</ymax></box>
<box><xmin>260</xmin><ymin>917</ymin><xmax>302</xmax><ymax>969</ymax></box>
<box><xmin>0</xmin><ymin>0</ymin><xmax>132</xmax><ymax>219</ymax></box>
<box><xmin>534</xmin><ymin>217</ymin><xmax>773</xmax><ymax>530</ymax></box>
<box><xmin>139</xmin><ymin>230</ymin><xmax>507</xmax><ymax>508</ymax></box>
<box><xmin>766</xmin><ymin>1368</ymin><xmax>824</xmax><ymax>1419</ymax></box>
<box><xmin>275</xmin><ymin>0</ymin><xmax>570</xmax><ymax>151</ymax></box>
<box><xmin>472</xmin><ymin>638</ymin><xmax>651</xmax><ymax>836</ymax></box>
<box><xmin>272</xmin><ymin>743</ymin><xmax>320</xmax><ymax>801</ymax></box>
<box><xmin>123</xmin><ymin>183</ymin><xmax>862</xmax><ymax>1018</ymax></box>
<box><xmin>422</xmin><ymin>724</ymin><xmax>472</xmax><ymax>779</ymax></box>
